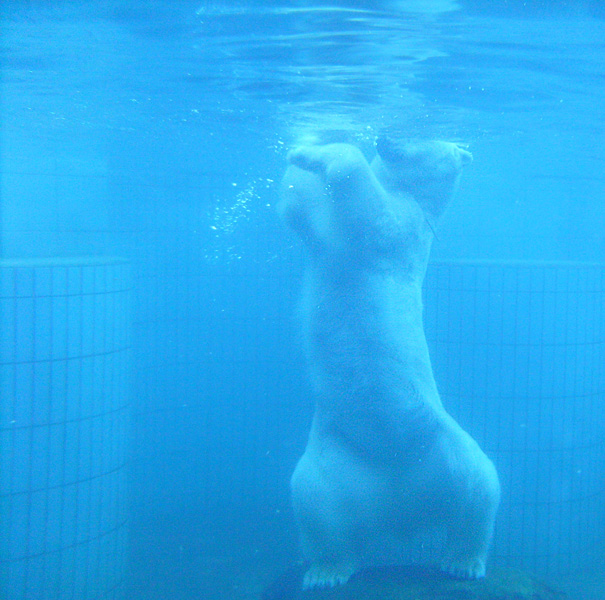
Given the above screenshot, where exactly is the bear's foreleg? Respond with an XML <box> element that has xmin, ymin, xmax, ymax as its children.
<box><xmin>287</xmin><ymin>144</ymin><xmax>398</xmax><ymax>245</ymax></box>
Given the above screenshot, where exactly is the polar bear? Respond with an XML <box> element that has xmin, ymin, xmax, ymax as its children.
<box><xmin>278</xmin><ymin>137</ymin><xmax>500</xmax><ymax>590</ymax></box>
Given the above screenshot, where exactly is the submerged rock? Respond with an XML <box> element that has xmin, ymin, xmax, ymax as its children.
<box><xmin>262</xmin><ymin>564</ymin><xmax>567</xmax><ymax>600</ymax></box>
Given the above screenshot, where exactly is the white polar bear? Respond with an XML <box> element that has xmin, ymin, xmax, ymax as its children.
<box><xmin>278</xmin><ymin>137</ymin><xmax>500</xmax><ymax>590</ymax></box>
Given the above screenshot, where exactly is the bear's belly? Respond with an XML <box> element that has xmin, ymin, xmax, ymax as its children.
<box><xmin>305</xmin><ymin>276</ymin><xmax>441</xmax><ymax>409</ymax></box>
<box><xmin>312</xmin><ymin>393</ymin><xmax>444</xmax><ymax>465</ymax></box>
<box><xmin>302</xmin><ymin>271</ymin><xmax>445</xmax><ymax>460</ymax></box>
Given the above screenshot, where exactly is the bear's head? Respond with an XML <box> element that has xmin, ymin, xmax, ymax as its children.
<box><xmin>372</xmin><ymin>137</ymin><xmax>472</xmax><ymax>221</ymax></box>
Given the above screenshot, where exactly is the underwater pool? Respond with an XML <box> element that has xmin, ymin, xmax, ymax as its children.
<box><xmin>1</xmin><ymin>2</ymin><xmax>604</xmax><ymax>599</ymax></box>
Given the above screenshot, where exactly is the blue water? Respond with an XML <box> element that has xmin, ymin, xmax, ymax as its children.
<box><xmin>1</xmin><ymin>1</ymin><xmax>605</xmax><ymax>599</ymax></box>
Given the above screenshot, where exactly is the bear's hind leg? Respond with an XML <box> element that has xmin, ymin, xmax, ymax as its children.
<box><xmin>290</xmin><ymin>451</ymin><xmax>363</xmax><ymax>589</ymax></box>
<box><xmin>441</xmin><ymin>459</ymin><xmax>500</xmax><ymax>579</ymax></box>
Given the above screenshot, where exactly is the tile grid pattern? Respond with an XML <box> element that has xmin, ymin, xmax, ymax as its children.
<box><xmin>425</xmin><ymin>261</ymin><xmax>605</xmax><ymax>576</ymax></box>
<box><xmin>0</xmin><ymin>259</ymin><xmax>131</xmax><ymax>600</ymax></box>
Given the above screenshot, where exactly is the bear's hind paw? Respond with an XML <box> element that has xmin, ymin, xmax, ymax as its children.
<box><xmin>302</xmin><ymin>562</ymin><xmax>356</xmax><ymax>590</ymax></box>
<box><xmin>441</xmin><ymin>556</ymin><xmax>486</xmax><ymax>580</ymax></box>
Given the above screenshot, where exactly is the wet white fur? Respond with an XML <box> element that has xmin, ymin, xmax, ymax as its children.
<box><xmin>279</xmin><ymin>141</ymin><xmax>500</xmax><ymax>590</ymax></box>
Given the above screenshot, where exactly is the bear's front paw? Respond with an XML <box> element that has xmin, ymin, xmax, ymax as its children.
<box><xmin>287</xmin><ymin>144</ymin><xmax>364</xmax><ymax>180</ymax></box>
<box><xmin>441</xmin><ymin>556</ymin><xmax>486</xmax><ymax>580</ymax></box>
<box><xmin>287</xmin><ymin>147</ymin><xmax>325</xmax><ymax>174</ymax></box>
<box><xmin>302</xmin><ymin>562</ymin><xmax>356</xmax><ymax>590</ymax></box>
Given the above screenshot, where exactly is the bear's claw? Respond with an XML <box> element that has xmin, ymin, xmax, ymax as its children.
<box><xmin>302</xmin><ymin>562</ymin><xmax>355</xmax><ymax>590</ymax></box>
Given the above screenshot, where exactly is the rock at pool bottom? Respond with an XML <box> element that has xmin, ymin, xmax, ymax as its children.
<box><xmin>263</xmin><ymin>565</ymin><xmax>567</xmax><ymax>600</ymax></box>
